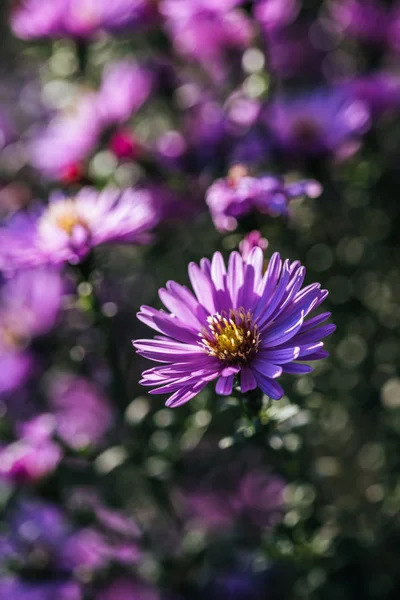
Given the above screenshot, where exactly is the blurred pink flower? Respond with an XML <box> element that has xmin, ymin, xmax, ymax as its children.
<box><xmin>10</xmin><ymin>0</ymin><xmax>157</xmax><ymax>40</ymax></box>
<box><xmin>239</xmin><ymin>231</ymin><xmax>269</xmax><ymax>261</ymax></box>
<box><xmin>0</xmin><ymin>187</ymin><xmax>158</xmax><ymax>270</ymax></box>
<box><xmin>178</xmin><ymin>452</ymin><xmax>286</xmax><ymax>531</ymax></box>
<box><xmin>160</xmin><ymin>0</ymin><xmax>253</xmax><ymax>80</ymax></box>
<box><xmin>0</xmin><ymin>268</ymin><xmax>63</xmax><ymax>394</ymax></box>
<box><xmin>48</xmin><ymin>373</ymin><xmax>114</xmax><ymax>450</ymax></box>
<box><xmin>0</xmin><ymin>414</ymin><xmax>62</xmax><ymax>483</ymax></box>
<box><xmin>30</xmin><ymin>61</ymin><xmax>153</xmax><ymax>180</ymax></box>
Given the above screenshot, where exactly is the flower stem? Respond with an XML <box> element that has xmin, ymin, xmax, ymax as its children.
<box><xmin>76</xmin><ymin>256</ymin><xmax>128</xmax><ymax>409</ymax></box>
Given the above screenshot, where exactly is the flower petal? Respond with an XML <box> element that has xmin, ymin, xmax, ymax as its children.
<box><xmin>216</xmin><ymin>374</ymin><xmax>234</xmax><ymax>395</ymax></box>
<box><xmin>241</xmin><ymin>366</ymin><xmax>258</xmax><ymax>392</ymax></box>
<box><xmin>253</xmin><ymin>372</ymin><xmax>284</xmax><ymax>400</ymax></box>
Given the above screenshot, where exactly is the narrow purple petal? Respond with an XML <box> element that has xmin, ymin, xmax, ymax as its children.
<box><xmin>159</xmin><ymin>287</ymin><xmax>204</xmax><ymax>330</ymax></box>
<box><xmin>262</xmin><ymin>311</ymin><xmax>304</xmax><ymax>346</ymax></box>
<box><xmin>301</xmin><ymin>312</ymin><xmax>332</xmax><ymax>332</ymax></box>
<box><xmin>137</xmin><ymin>306</ymin><xmax>197</xmax><ymax>342</ymax></box>
<box><xmin>188</xmin><ymin>262</ymin><xmax>216</xmax><ymax>314</ymax></box>
<box><xmin>200</xmin><ymin>257</ymin><xmax>212</xmax><ymax>276</ymax></box>
<box><xmin>253</xmin><ymin>372</ymin><xmax>285</xmax><ymax>400</ymax></box>
<box><xmin>303</xmin><ymin>350</ymin><xmax>329</xmax><ymax>360</ymax></box>
<box><xmin>254</xmin><ymin>252</ymin><xmax>282</xmax><ymax>315</ymax></box>
<box><xmin>257</xmin><ymin>259</ymin><xmax>291</xmax><ymax>328</ymax></box>
<box><xmin>287</xmin><ymin>323</ymin><xmax>336</xmax><ymax>346</ymax></box>
<box><xmin>297</xmin><ymin>341</ymin><xmax>324</xmax><ymax>357</ymax></box>
<box><xmin>227</xmin><ymin>251</ymin><xmax>244</xmax><ymax>309</ymax></box>
<box><xmin>210</xmin><ymin>251</ymin><xmax>227</xmax><ymax>290</ymax></box>
<box><xmin>216</xmin><ymin>374</ymin><xmax>234</xmax><ymax>395</ymax></box>
<box><xmin>251</xmin><ymin>358</ymin><xmax>283</xmax><ymax>379</ymax></box>
<box><xmin>210</xmin><ymin>251</ymin><xmax>231</xmax><ymax>312</ymax></box>
<box><xmin>239</xmin><ymin>247</ymin><xmax>263</xmax><ymax>307</ymax></box>
<box><xmin>222</xmin><ymin>365</ymin><xmax>241</xmax><ymax>377</ymax></box>
<box><xmin>274</xmin><ymin>266</ymin><xmax>306</xmax><ymax>316</ymax></box>
<box><xmin>133</xmin><ymin>339</ymin><xmax>203</xmax><ymax>363</ymax></box>
<box><xmin>257</xmin><ymin>347</ymin><xmax>300</xmax><ymax>364</ymax></box>
<box><xmin>283</xmin><ymin>363</ymin><xmax>314</xmax><ymax>374</ymax></box>
<box><xmin>166</xmin><ymin>381</ymin><xmax>209</xmax><ymax>407</ymax></box>
<box><xmin>241</xmin><ymin>366</ymin><xmax>257</xmax><ymax>392</ymax></box>
<box><xmin>166</xmin><ymin>281</ymin><xmax>209</xmax><ymax>324</ymax></box>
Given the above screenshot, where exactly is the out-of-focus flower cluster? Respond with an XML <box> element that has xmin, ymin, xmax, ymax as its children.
<box><xmin>0</xmin><ymin>0</ymin><xmax>400</xmax><ymax>598</ymax></box>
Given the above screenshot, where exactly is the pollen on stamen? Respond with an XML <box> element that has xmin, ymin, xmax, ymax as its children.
<box><xmin>199</xmin><ymin>308</ymin><xmax>260</xmax><ymax>365</ymax></box>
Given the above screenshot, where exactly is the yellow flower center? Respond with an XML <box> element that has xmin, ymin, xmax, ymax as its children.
<box><xmin>199</xmin><ymin>309</ymin><xmax>260</xmax><ymax>364</ymax></box>
<box><xmin>41</xmin><ymin>200</ymin><xmax>88</xmax><ymax>236</ymax></box>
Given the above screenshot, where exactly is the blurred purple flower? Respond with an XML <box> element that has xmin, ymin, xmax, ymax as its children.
<box><xmin>97</xmin><ymin>60</ymin><xmax>154</xmax><ymax>125</ymax></box>
<box><xmin>0</xmin><ymin>267</ymin><xmax>63</xmax><ymax>394</ymax></box>
<box><xmin>185</xmin><ymin>94</ymin><xmax>227</xmax><ymax>166</ymax></box>
<box><xmin>96</xmin><ymin>578</ymin><xmax>160</xmax><ymax>600</ymax></box>
<box><xmin>60</xmin><ymin>526</ymin><xmax>141</xmax><ymax>570</ymax></box>
<box><xmin>0</xmin><ymin>498</ymin><xmax>140</xmax><ymax>597</ymax></box>
<box><xmin>265</xmin><ymin>89</ymin><xmax>370</xmax><ymax>158</ymax></box>
<box><xmin>0</xmin><ymin>266</ymin><xmax>63</xmax><ymax>335</ymax></box>
<box><xmin>347</xmin><ymin>72</ymin><xmax>400</xmax><ymax>118</ymax></box>
<box><xmin>47</xmin><ymin>373</ymin><xmax>113</xmax><ymax>450</ymax></box>
<box><xmin>254</xmin><ymin>0</ymin><xmax>299</xmax><ymax>33</ymax></box>
<box><xmin>0</xmin><ymin>351</ymin><xmax>33</xmax><ymax>396</ymax></box>
<box><xmin>10</xmin><ymin>0</ymin><xmax>157</xmax><ymax>40</ymax></box>
<box><xmin>0</xmin><ymin>414</ymin><xmax>62</xmax><ymax>483</ymax></box>
<box><xmin>225</xmin><ymin>91</ymin><xmax>262</xmax><ymax>133</ymax></box>
<box><xmin>133</xmin><ymin>248</ymin><xmax>335</xmax><ymax>406</ymax></box>
<box><xmin>329</xmin><ymin>0</ymin><xmax>389</xmax><ymax>46</ymax></box>
<box><xmin>206</xmin><ymin>166</ymin><xmax>322</xmax><ymax>232</ymax></box>
<box><xmin>229</xmin><ymin>131</ymin><xmax>270</xmax><ymax>166</ymax></box>
<box><xmin>263</xmin><ymin>22</ymin><xmax>326</xmax><ymax>79</ymax></box>
<box><xmin>30</xmin><ymin>61</ymin><xmax>152</xmax><ymax>180</ymax></box>
<box><xmin>0</xmin><ymin>187</ymin><xmax>158</xmax><ymax>271</ymax></box>
<box><xmin>0</xmin><ymin>579</ymin><xmax>82</xmax><ymax>600</ymax></box>
<box><xmin>388</xmin><ymin>5</ymin><xmax>400</xmax><ymax>55</ymax></box>
<box><xmin>0</xmin><ymin>109</ymin><xmax>16</xmax><ymax>151</ymax></box>
<box><xmin>239</xmin><ymin>231</ymin><xmax>268</xmax><ymax>261</ymax></box>
<box><xmin>182</xmin><ymin>466</ymin><xmax>285</xmax><ymax>530</ymax></box>
<box><xmin>160</xmin><ymin>0</ymin><xmax>253</xmax><ymax>80</ymax></box>
<box><xmin>30</xmin><ymin>93</ymin><xmax>101</xmax><ymax>180</ymax></box>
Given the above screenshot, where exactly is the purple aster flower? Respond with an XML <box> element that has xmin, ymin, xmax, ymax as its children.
<box><xmin>0</xmin><ymin>187</ymin><xmax>158</xmax><ymax>271</ymax></box>
<box><xmin>47</xmin><ymin>372</ymin><xmax>113</xmax><ymax>450</ymax></box>
<box><xmin>265</xmin><ymin>89</ymin><xmax>370</xmax><ymax>158</ymax></box>
<box><xmin>160</xmin><ymin>0</ymin><xmax>253</xmax><ymax>80</ymax></box>
<box><xmin>133</xmin><ymin>247</ymin><xmax>335</xmax><ymax>406</ymax></box>
<box><xmin>206</xmin><ymin>166</ymin><xmax>322</xmax><ymax>232</ymax></box>
<box><xmin>0</xmin><ymin>414</ymin><xmax>62</xmax><ymax>483</ymax></box>
<box><xmin>10</xmin><ymin>0</ymin><xmax>157</xmax><ymax>40</ymax></box>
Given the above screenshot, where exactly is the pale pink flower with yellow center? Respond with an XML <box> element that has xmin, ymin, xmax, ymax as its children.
<box><xmin>0</xmin><ymin>187</ymin><xmax>158</xmax><ymax>272</ymax></box>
